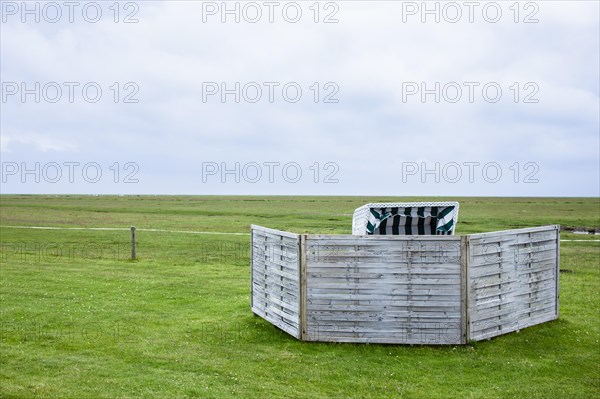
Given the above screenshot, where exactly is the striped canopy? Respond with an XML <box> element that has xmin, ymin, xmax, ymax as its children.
<box><xmin>352</xmin><ymin>202</ymin><xmax>460</xmax><ymax>236</ymax></box>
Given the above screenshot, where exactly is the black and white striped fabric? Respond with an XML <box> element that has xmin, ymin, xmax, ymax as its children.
<box><xmin>366</xmin><ymin>206</ymin><xmax>456</xmax><ymax>235</ymax></box>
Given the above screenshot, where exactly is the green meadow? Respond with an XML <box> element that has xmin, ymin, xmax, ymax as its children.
<box><xmin>0</xmin><ymin>195</ymin><xmax>598</xmax><ymax>398</ymax></box>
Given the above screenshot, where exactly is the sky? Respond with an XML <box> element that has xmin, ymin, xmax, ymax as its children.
<box><xmin>1</xmin><ymin>0</ymin><xmax>599</xmax><ymax>196</ymax></box>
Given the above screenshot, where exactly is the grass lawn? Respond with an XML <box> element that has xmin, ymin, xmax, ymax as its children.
<box><xmin>0</xmin><ymin>195</ymin><xmax>598</xmax><ymax>398</ymax></box>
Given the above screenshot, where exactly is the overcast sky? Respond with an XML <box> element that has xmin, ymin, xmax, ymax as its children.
<box><xmin>1</xmin><ymin>1</ymin><xmax>598</xmax><ymax>196</ymax></box>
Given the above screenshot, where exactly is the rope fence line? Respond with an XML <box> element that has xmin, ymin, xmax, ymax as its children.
<box><xmin>1</xmin><ymin>225</ymin><xmax>250</xmax><ymax>261</ymax></box>
<box><xmin>560</xmin><ymin>239</ymin><xmax>600</xmax><ymax>242</ymax></box>
<box><xmin>0</xmin><ymin>225</ymin><xmax>597</xmax><ymax>242</ymax></box>
<box><xmin>0</xmin><ymin>225</ymin><xmax>250</xmax><ymax>236</ymax></box>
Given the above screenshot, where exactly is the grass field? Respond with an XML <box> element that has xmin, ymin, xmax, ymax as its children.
<box><xmin>0</xmin><ymin>195</ymin><xmax>598</xmax><ymax>398</ymax></box>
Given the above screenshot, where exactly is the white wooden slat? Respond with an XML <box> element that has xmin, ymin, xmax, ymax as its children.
<box><xmin>468</xmin><ymin>225</ymin><xmax>560</xmax><ymax>240</ymax></box>
<box><xmin>251</xmin><ymin>224</ymin><xmax>299</xmax><ymax>239</ymax></box>
<box><xmin>308</xmin><ymin>313</ymin><xmax>462</xmax><ymax>322</ymax></box>
<box><xmin>308</xmin><ymin>281</ymin><xmax>460</xmax><ymax>297</ymax></box>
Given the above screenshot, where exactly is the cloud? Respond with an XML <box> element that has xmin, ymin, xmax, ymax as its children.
<box><xmin>1</xmin><ymin>1</ymin><xmax>598</xmax><ymax>195</ymax></box>
<box><xmin>1</xmin><ymin>133</ymin><xmax>77</xmax><ymax>153</ymax></box>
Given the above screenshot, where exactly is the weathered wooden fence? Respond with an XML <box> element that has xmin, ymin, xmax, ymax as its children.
<box><xmin>304</xmin><ymin>235</ymin><xmax>464</xmax><ymax>344</ymax></box>
<box><xmin>466</xmin><ymin>226</ymin><xmax>560</xmax><ymax>341</ymax></box>
<box><xmin>250</xmin><ymin>225</ymin><xmax>560</xmax><ymax>344</ymax></box>
<box><xmin>251</xmin><ymin>226</ymin><xmax>301</xmax><ymax>338</ymax></box>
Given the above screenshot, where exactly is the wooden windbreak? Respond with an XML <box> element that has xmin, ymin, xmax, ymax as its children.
<box><xmin>251</xmin><ymin>225</ymin><xmax>301</xmax><ymax>339</ymax></box>
<box><xmin>466</xmin><ymin>225</ymin><xmax>560</xmax><ymax>341</ymax></box>
<box><xmin>303</xmin><ymin>235</ymin><xmax>464</xmax><ymax>344</ymax></box>
<box><xmin>250</xmin><ymin>225</ymin><xmax>560</xmax><ymax>344</ymax></box>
